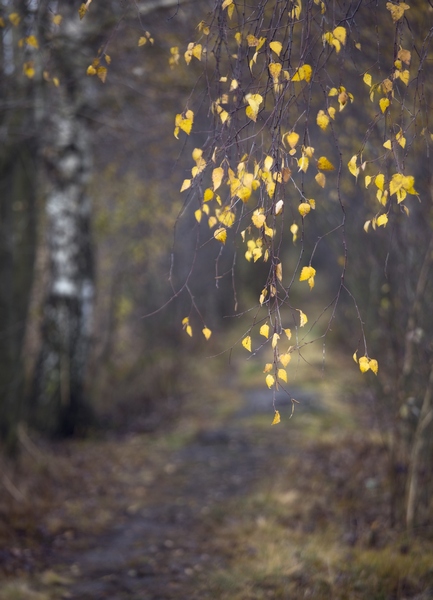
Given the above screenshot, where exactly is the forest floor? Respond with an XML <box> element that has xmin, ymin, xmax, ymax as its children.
<box><xmin>1</xmin><ymin>352</ymin><xmax>433</xmax><ymax>600</ymax></box>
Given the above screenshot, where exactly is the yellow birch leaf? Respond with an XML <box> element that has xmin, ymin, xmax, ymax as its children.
<box><xmin>383</xmin><ymin>140</ymin><xmax>392</xmax><ymax>150</ymax></box>
<box><xmin>227</xmin><ymin>3</ymin><xmax>235</xmax><ymax>18</ymax></box>
<box><xmin>290</xmin><ymin>224</ymin><xmax>298</xmax><ymax>243</ymax></box>
<box><xmin>302</xmin><ymin>64</ymin><xmax>312</xmax><ymax>82</ymax></box>
<box><xmin>379</xmin><ymin>97</ymin><xmax>390</xmax><ymax>113</ymax></box>
<box><xmin>26</xmin><ymin>35</ymin><xmax>39</xmax><ymax>49</ymax></box>
<box><xmin>185</xmin><ymin>325</ymin><xmax>193</xmax><ymax>337</ymax></box>
<box><xmin>138</xmin><ymin>36</ymin><xmax>147</xmax><ymax>46</ymax></box>
<box><xmin>280</xmin><ymin>353</ymin><xmax>291</xmax><ymax>367</ymax></box>
<box><xmin>377</xmin><ymin>214</ymin><xmax>388</xmax><ymax>227</ymax></box>
<box><xmin>333</xmin><ymin>26</ymin><xmax>346</xmax><ymax>45</ymax></box>
<box><xmin>275</xmin><ymin>262</ymin><xmax>283</xmax><ymax>282</ymax></box>
<box><xmin>284</xmin><ymin>328</ymin><xmax>292</xmax><ymax>340</ymax></box>
<box><xmin>316</xmin><ymin>110</ymin><xmax>330</xmax><ymax>130</ymax></box>
<box><xmin>386</xmin><ymin>2</ymin><xmax>410</xmax><ymax>22</ymax></box>
<box><xmin>202</xmin><ymin>204</ymin><xmax>210</xmax><ymax>215</ymax></box>
<box><xmin>399</xmin><ymin>70</ymin><xmax>410</xmax><ymax>86</ymax></box>
<box><xmin>272</xmin><ymin>333</ymin><xmax>280</xmax><ymax>349</ymax></box>
<box><xmin>260</xmin><ymin>323</ymin><xmax>270</xmax><ymax>338</ymax></box>
<box><xmin>348</xmin><ymin>155</ymin><xmax>359</xmax><ymax>178</ymax></box>
<box><xmin>263</xmin><ymin>363</ymin><xmax>273</xmax><ymax>373</ymax></box>
<box><xmin>298</xmin><ymin>156</ymin><xmax>309</xmax><ymax>172</ymax></box>
<box><xmin>363</xmin><ymin>73</ymin><xmax>372</xmax><ymax>86</ymax></box>
<box><xmin>298</xmin><ymin>310</ymin><xmax>308</xmax><ymax>327</ymax></box>
<box><xmin>214</xmin><ymin>227</ymin><xmax>227</xmax><ymax>244</ymax></box>
<box><xmin>328</xmin><ymin>106</ymin><xmax>336</xmax><ymax>119</ymax></box>
<box><xmin>270</xmin><ymin>41</ymin><xmax>282</xmax><ymax>56</ymax></box>
<box><xmin>202</xmin><ymin>327</ymin><xmax>212</xmax><ymax>340</ymax></box>
<box><xmin>242</xmin><ymin>335</ymin><xmax>252</xmax><ymax>352</ymax></box>
<box><xmin>317</xmin><ymin>156</ymin><xmax>335</xmax><ymax>171</ymax></box>
<box><xmin>212</xmin><ymin>167</ymin><xmax>224</xmax><ymax>191</ymax></box>
<box><xmin>283</xmin><ymin>131</ymin><xmax>299</xmax><ymax>149</ymax></box>
<box><xmin>278</xmin><ymin>369</ymin><xmax>288</xmax><ymax>383</ymax></box>
<box><xmin>364</xmin><ymin>220</ymin><xmax>371</xmax><ymax>233</ymax></box>
<box><xmin>87</xmin><ymin>65</ymin><xmax>97</xmax><ymax>76</ymax></box>
<box><xmin>180</xmin><ymin>179</ymin><xmax>191</xmax><ymax>192</ymax></box>
<box><xmin>52</xmin><ymin>14</ymin><xmax>62</xmax><ymax>25</ymax></box>
<box><xmin>369</xmin><ymin>359</ymin><xmax>379</xmax><ymax>375</ymax></box>
<box><xmin>264</xmin><ymin>155</ymin><xmax>274</xmax><ymax>171</ymax></box>
<box><xmin>271</xmin><ymin>410</ymin><xmax>281</xmax><ymax>425</ymax></box>
<box><xmin>375</xmin><ymin>173</ymin><xmax>385</xmax><ymax>191</ymax></box>
<box><xmin>299</xmin><ymin>266</ymin><xmax>316</xmax><ymax>282</ymax></box>
<box><xmin>398</xmin><ymin>48</ymin><xmax>411</xmax><ymax>65</ymax></box>
<box><xmin>192</xmin><ymin>44</ymin><xmax>202</xmax><ymax>61</ymax></box>
<box><xmin>208</xmin><ymin>216</ymin><xmax>217</xmax><ymax>228</ymax></box>
<box><xmin>315</xmin><ymin>172</ymin><xmax>326</xmax><ymax>188</ymax></box>
<box><xmin>203</xmin><ymin>188</ymin><xmax>214</xmax><ymax>202</ymax></box>
<box><xmin>194</xmin><ymin>209</ymin><xmax>202</xmax><ymax>223</ymax></box>
<box><xmin>269</xmin><ymin>62</ymin><xmax>282</xmax><ymax>80</ymax></box>
<box><xmin>23</xmin><ymin>62</ymin><xmax>35</xmax><ymax>78</ymax></box>
<box><xmin>397</xmin><ymin>132</ymin><xmax>406</xmax><ymax>148</ymax></box>
<box><xmin>9</xmin><ymin>12</ymin><xmax>21</xmax><ymax>26</ymax></box>
<box><xmin>359</xmin><ymin>356</ymin><xmax>370</xmax><ymax>373</ymax></box>
<box><xmin>252</xmin><ymin>211</ymin><xmax>266</xmax><ymax>229</ymax></box>
<box><xmin>298</xmin><ymin>203</ymin><xmax>311</xmax><ymax>217</ymax></box>
<box><xmin>265</xmin><ymin>375</ymin><xmax>275</xmax><ymax>390</ymax></box>
<box><xmin>365</xmin><ymin>175</ymin><xmax>372</xmax><ymax>188</ymax></box>
<box><xmin>353</xmin><ymin>351</ymin><xmax>358</xmax><ymax>363</ymax></box>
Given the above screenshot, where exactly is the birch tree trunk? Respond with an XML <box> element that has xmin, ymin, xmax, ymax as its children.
<box><xmin>31</xmin><ymin>8</ymin><xmax>95</xmax><ymax>436</ymax></box>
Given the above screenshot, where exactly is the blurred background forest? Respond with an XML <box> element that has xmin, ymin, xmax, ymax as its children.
<box><xmin>1</xmin><ymin>0</ymin><xmax>433</xmax><ymax>598</ymax></box>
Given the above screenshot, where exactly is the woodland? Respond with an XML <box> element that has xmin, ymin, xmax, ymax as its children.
<box><xmin>1</xmin><ymin>0</ymin><xmax>433</xmax><ymax>598</ymax></box>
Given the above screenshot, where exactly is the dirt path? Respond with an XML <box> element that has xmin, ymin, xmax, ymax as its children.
<box><xmin>55</xmin><ymin>390</ymin><xmax>300</xmax><ymax>599</ymax></box>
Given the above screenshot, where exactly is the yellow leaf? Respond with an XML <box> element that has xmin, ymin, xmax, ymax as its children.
<box><xmin>185</xmin><ymin>325</ymin><xmax>193</xmax><ymax>337</ymax></box>
<box><xmin>212</xmin><ymin>167</ymin><xmax>224</xmax><ymax>191</ymax></box>
<box><xmin>260</xmin><ymin>323</ymin><xmax>270</xmax><ymax>338</ymax></box>
<box><xmin>386</xmin><ymin>1</ymin><xmax>410</xmax><ymax>22</ymax></box>
<box><xmin>87</xmin><ymin>65</ymin><xmax>97</xmax><ymax>76</ymax></box>
<box><xmin>266</xmin><ymin>374</ymin><xmax>275</xmax><ymax>389</ymax></box>
<box><xmin>272</xmin><ymin>333</ymin><xmax>280</xmax><ymax>349</ymax></box>
<box><xmin>9</xmin><ymin>12</ymin><xmax>21</xmax><ymax>26</ymax></box>
<box><xmin>383</xmin><ymin>140</ymin><xmax>392</xmax><ymax>150</ymax></box>
<box><xmin>263</xmin><ymin>363</ymin><xmax>273</xmax><ymax>373</ymax></box>
<box><xmin>359</xmin><ymin>356</ymin><xmax>370</xmax><ymax>373</ymax></box>
<box><xmin>202</xmin><ymin>327</ymin><xmax>212</xmax><ymax>340</ymax></box>
<box><xmin>52</xmin><ymin>14</ymin><xmax>62</xmax><ymax>25</ymax></box>
<box><xmin>298</xmin><ymin>310</ymin><xmax>308</xmax><ymax>327</ymax></box>
<box><xmin>208</xmin><ymin>216</ymin><xmax>217</xmax><ymax>228</ymax></box>
<box><xmin>363</xmin><ymin>73</ymin><xmax>372</xmax><ymax>87</ymax></box>
<box><xmin>379</xmin><ymin>97</ymin><xmax>390</xmax><ymax>113</ymax></box>
<box><xmin>369</xmin><ymin>359</ymin><xmax>379</xmax><ymax>375</ymax></box>
<box><xmin>316</xmin><ymin>110</ymin><xmax>330</xmax><ymax>130</ymax></box>
<box><xmin>280</xmin><ymin>353</ymin><xmax>291</xmax><ymax>367</ymax></box>
<box><xmin>298</xmin><ymin>203</ymin><xmax>311</xmax><ymax>217</ymax></box>
<box><xmin>290</xmin><ymin>224</ymin><xmax>298</xmax><ymax>243</ymax></box>
<box><xmin>317</xmin><ymin>156</ymin><xmax>335</xmax><ymax>171</ymax></box>
<box><xmin>222</xmin><ymin>0</ymin><xmax>233</xmax><ymax>9</ymax></box>
<box><xmin>23</xmin><ymin>62</ymin><xmax>35</xmax><ymax>79</ymax></box>
<box><xmin>377</xmin><ymin>214</ymin><xmax>388</xmax><ymax>227</ymax></box>
<box><xmin>315</xmin><ymin>173</ymin><xmax>326</xmax><ymax>188</ymax></box>
<box><xmin>269</xmin><ymin>62</ymin><xmax>282</xmax><ymax>81</ymax></box>
<box><xmin>365</xmin><ymin>176</ymin><xmax>372</xmax><ymax>188</ymax></box>
<box><xmin>364</xmin><ymin>220</ymin><xmax>371</xmax><ymax>233</ymax></box>
<box><xmin>284</xmin><ymin>328</ymin><xmax>292</xmax><ymax>340</ymax></box>
<box><xmin>283</xmin><ymin>131</ymin><xmax>299</xmax><ymax>149</ymax></box>
<box><xmin>252</xmin><ymin>211</ymin><xmax>266</xmax><ymax>229</ymax></box>
<box><xmin>353</xmin><ymin>351</ymin><xmax>358</xmax><ymax>363</ymax></box>
<box><xmin>192</xmin><ymin>44</ymin><xmax>202</xmax><ymax>61</ymax></box>
<box><xmin>398</xmin><ymin>48</ymin><xmax>411</xmax><ymax>65</ymax></box>
<box><xmin>214</xmin><ymin>227</ymin><xmax>227</xmax><ymax>244</ymax></box>
<box><xmin>138</xmin><ymin>36</ymin><xmax>147</xmax><ymax>46</ymax></box>
<box><xmin>298</xmin><ymin>156</ymin><xmax>309</xmax><ymax>173</ymax></box>
<box><xmin>328</xmin><ymin>87</ymin><xmax>338</xmax><ymax>97</ymax></box>
<box><xmin>242</xmin><ymin>335</ymin><xmax>252</xmax><ymax>352</ymax></box>
<box><xmin>270</xmin><ymin>41</ymin><xmax>282</xmax><ymax>56</ymax></box>
<box><xmin>275</xmin><ymin>262</ymin><xmax>283</xmax><ymax>282</ymax></box>
<box><xmin>375</xmin><ymin>173</ymin><xmax>385</xmax><ymax>191</ymax></box>
<box><xmin>299</xmin><ymin>266</ymin><xmax>316</xmax><ymax>283</ymax></box>
<box><xmin>332</xmin><ymin>26</ymin><xmax>346</xmax><ymax>45</ymax></box>
<box><xmin>348</xmin><ymin>155</ymin><xmax>359</xmax><ymax>178</ymax></box>
<box><xmin>227</xmin><ymin>3</ymin><xmax>235</xmax><ymax>18</ymax></box>
<box><xmin>271</xmin><ymin>410</ymin><xmax>281</xmax><ymax>425</ymax></box>
<box><xmin>194</xmin><ymin>209</ymin><xmax>202</xmax><ymax>223</ymax></box>
<box><xmin>278</xmin><ymin>369</ymin><xmax>288</xmax><ymax>383</ymax></box>
<box><xmin>25</xmin><ymin>35</ymin><xmax>39</xmax><ymax>49</ymax></box>
<box><xmin>302</xmin><ymin>64</ymin><xmax>312</xmax><ymax>82</ymax></box>
<box><xmin>399</xmin><ymin>69</ymin><xmax>410</xmax><ymax>86</ymax></box>
<box><xmin>328</xmin><ymin>106</ymin><xmax>336</xmax><ymax>120</ymax></box>
<box><xmin>180</xmin><ymin>179</ymin><xmax>191</xmax><ymax>192</ymax></box>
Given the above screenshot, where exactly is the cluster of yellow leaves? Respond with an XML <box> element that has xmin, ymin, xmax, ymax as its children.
<box><xmin>247</xmin><ymin>35</ymin><xmax>266</xmax><ymax>70</ymax></box>
<box><xmin>353</xmin><ymin>352</ymin><xmax>379</xmax><ymax>375</ymax></box>
<box><xmin>86</xmin><ymin>56</ymin><xmax>110</xmax><ymax>83</ymax></box>
<box><xmin>182</xmin><ymin>317</ymin><xmax>212</xmax><ymax>340</ymax></box>
<box><xmin>184</xmin><ymin>42</ymin><xmax>202</xmax><ymax>64</ymax></box>
<box><xmin>299</xmin><ymin>266</ymin><xmax>316</xmax><ymax>289</ymax></box>
<box><xmin>18</xmin><ymin>35</ymin><xmax>39</xmax><ymax>49</ymax></box>
<box><xmin>8</xmin><ymin>12</ymin><xmax>21</xmax><ymax>26</ymax></box>
<box><xmin>245</xmin><ymin>93</ymin><xmax>263</xmax><ymax>122</ymax></box>
<box><xmin>174</xmin><ymin>109</ymin><xmax>194</xmax><ymax>138</ymax></box>
<box><xmin>329</xmin><ymin>86</ymin><xmax>354</xmax><ymax>111</ymax></box>
<box><xmin>316</xmin><ymin>107</ymin><xmax>336</xmax><ymax>131</ymax></box>
<box><xmin>386</xmin><ymin>2</ymin><xmax>410</xmax><ymax>22</ymax></box>
<box><xmin>323</xmin><ymin>26</ymin><xmax>346</xmax><ymax>53</ymax></box>
<box><xmin>138</xmin><ymin>31</ymin><xmax>154</xmax><ymax>46</ymax></box>
<box><xmin>169</xmin><ymin>47</ymin><xmax>180</xmax><ymax>69</ymax></box>
<box><xmin>363</xmin><ymin>47</ymin><xmax>411</xmax><ymax>112</ymax></box>
<box><xmin>222</xmin><ymin>0</ymin><xmax>235</xmax><ymax>19</ymax></box>
<box><xmin>364</xmin><ymin>172</ymin><xmax>416</xmax><ymax>231</ymax></box>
